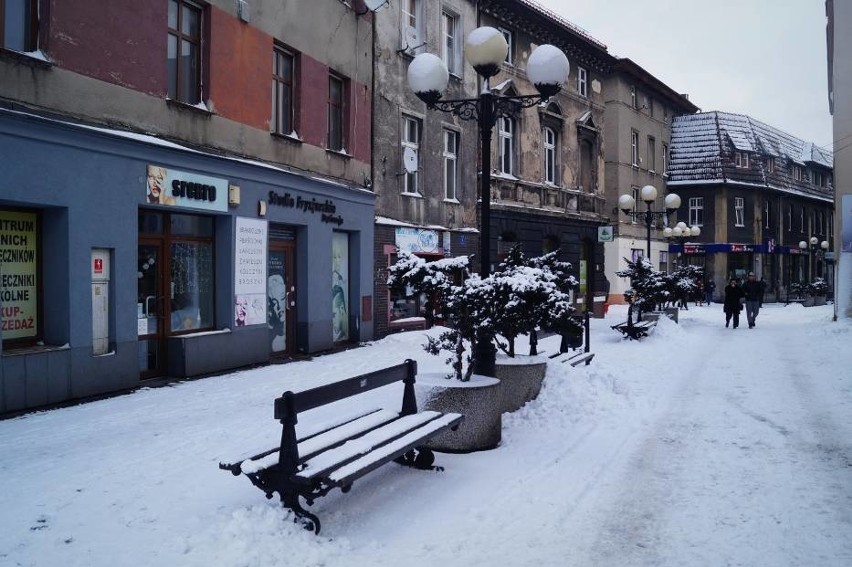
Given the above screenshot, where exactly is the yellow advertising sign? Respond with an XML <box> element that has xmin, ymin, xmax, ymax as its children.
<box><xmin>0</xmin><ymin>210</ymin><xmax>38</xmax><ymax>339</ymax></box>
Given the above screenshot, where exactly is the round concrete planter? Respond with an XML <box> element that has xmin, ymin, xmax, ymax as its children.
<box><xmin>417</xmin><ymin>372</ymin><xmax>502</xmax><ymax>453</ymax></box>
<box><xmin>494</xmin><ymin>354</ymin><xmax>548</xmax><ymax>413</ymax></box>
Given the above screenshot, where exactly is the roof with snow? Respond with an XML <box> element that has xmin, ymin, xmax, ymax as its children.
<box><xmin>668</xmin><ymin>112</ymin><xmax>833</xmax><ymax>201</ymax></box>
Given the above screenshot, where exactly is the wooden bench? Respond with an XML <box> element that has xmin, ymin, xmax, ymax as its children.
<box><xmin>548</xmin><ymin>349</ymin><xmax>595</xmax><ymax>366</ymax></box>
<box><xmin>611</xmin><ymin>320</ymin><xmax>656</xmax><ymax>340</ymax></box>
<box><xmin>219</xmin><ymin>359</ymin><xmax>463</xmax><ymax>534</ymax></box>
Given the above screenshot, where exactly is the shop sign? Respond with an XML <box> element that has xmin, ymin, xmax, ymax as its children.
<box><xmin>234</xmin><ymin>217</ymin><xmax>268</xmax><ymax>327</ymax></box>
<box><xmin>597</xmin><ymin>226</ymin><xmax>613</xmax><ymax>242</ymax></box>
<box><xmin>729</xmin><ymin>244</ymin><xmax>754</xmax><ymax>253</ymax></box>
<box><xmin>267</xmin><ymin>190</ymin><xmax>343</xmax><ymax>225</ymax></box>
<box><xmin>0</xmin><ymin>210</ymin><xmax>38</xmax><ymax>339</ymax></box>
<box><xmin>683</xmin><ymin>244</ymin><xmax>705</xmax><ymax>255</ymax></box>
<box><xmin>146</xmin><ymin>164</ymin><xmax>228</xmax><ymax>212</ymax></box>
<box><xmin>395</xmin><ymin>228</ymin><xmax>439</xmax><ymax>254</ymax></box>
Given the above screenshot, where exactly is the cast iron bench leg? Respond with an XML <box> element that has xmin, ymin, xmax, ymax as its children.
<box><xmin>282</xmin><ymin>490</ymin><xmax>321</xmax><ymax>534</ymax></box>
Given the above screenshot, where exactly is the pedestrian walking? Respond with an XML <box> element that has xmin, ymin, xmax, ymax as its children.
<box><xmin>742</xmin><ymin>272</ymin><xmax>762</xmax><ymax>328</ymax></box>
<box><xmin>706</xmin><ymin>280</ymin><xmax>716</xmax><ymax>305</ymax></box>
<box><xmin>723</xmin><ymin>278</ymin><xmax>745</xmax><ymax>328</ymax></box>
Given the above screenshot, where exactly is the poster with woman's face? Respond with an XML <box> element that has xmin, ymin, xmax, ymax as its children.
<box><xmin>267</xmin><ymin>251</ymin><xmax>287</xmax><ymax>352</ymax></box>
<box><xmin>332</xmin><ymin>233</ymin><xmax>349</xmax><ymax>342</ymax></box>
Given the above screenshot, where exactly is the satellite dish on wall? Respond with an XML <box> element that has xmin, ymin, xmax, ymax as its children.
<box><xmin>404</xmin><ymin>26</ymin><xmax>419</xmax><ymax>50</ymax></box>
<box><xmin>403</xmin><ymin>147</ymin><xmax>418</xmax><ymax>173</ymax></box>
<box><xmin>364</xmin><ymin>0</ymin><xmax>390</xmax><ymax>12</ymax></box>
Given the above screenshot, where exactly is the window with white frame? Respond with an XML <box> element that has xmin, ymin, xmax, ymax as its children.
<box><xmin>662</xmin><ymin>142</ymin><xmax>669</xmax><ymax>174</ymax></box>
<box><xmin>401</xmin><ymin>115</ymin><xmax>421</xmax><ymax>194</ymax></box>
<box><xmin>647</xmin><ymin>136</ymin><xmax>656</xmax><ymax>172</ymax></box>
<box><xmin>630</xmin><ymin>85</ymin><xmax>638</xmax><ymax>109</ymax></box>
<box><xmin>688</xmin><ymin>197</ymin><xmax>704</xmax><ymax>226</ymax></box>
<box><xmin>631</xmin><ymin>186</ymin><xmax>640</xmax><ymax>221</ymax></box>
<box><xmin>734</xmin><ymin>197</ymin><xmax>745</xmax><ymax>226</ymax></box>
<box><xmin>1</xmin><ymin>0</ymin><xmax>38</xmax><ymax>51</ymax></box>
<box><xmin>498</xmin><ymin>116</ymin><xmax>514</xmax><ymax>174</ymax></box>
<box><xmin>659</xmin><ymin>251</ymin><xmax>668</xmax><ymax>273</ymax></box>
<box><xmin>400</xmin><ymin>0</ymin><xmax>422</xmax><ymax>53</ymax></box>
<box><xmin>441</xmin><ymin>10</ymin><xmax>460</xmax><ymax>75</ymax></box>
<box><xmin>814</xmin><ymin>171</ymin><xmax>825</xmax><ymax>187</ymax></box>
<box><xmin>631</xmin><ymin>130</ymin><xmax>639</xmax><ymax>166</ymax></box>
<box><xmin>799</xmin><ymin>206</ymin><xmax>805</xmax><ymax>232</ymax></box>
<box><xmin>543</xmin><ymin>127</ymin><xmax>557</xmax><ymax>184</ymax></box>
<box><xmin>793</xmin><ymin>165</ymin><xmax>802</xmax><ymax>181</ymax></box>
<box><xmin>735</xmin><ymin>151</ymin><xmax>749</xmax><ymax>168</ymax></box>
<box><xmin>766</xmin><ymin>157</ymin><xmax>775</xmax><ymax>173</ymax></box>
<box><xmin>499</xmin><ymin>27</ymin><xmax>513</xmax><ymax>65</ymax></box>
<box><xmin>577</xmin><ymin>67</ymin><xmax>587</xmax><ymax>97</ymax></box>
<box><xmin>631</xmin><ymin>248</ymin><xmax>644</xmax><ymax>262</ymax></box>
<box><xmin>443</xmin><ymin>128</ymin><xmax>459</xmax><ymax>201</ymax></box>
<box><xmin>764</xmin><ymin>200</ymin><xmax>771</xmax><ymax>229</ymax></box>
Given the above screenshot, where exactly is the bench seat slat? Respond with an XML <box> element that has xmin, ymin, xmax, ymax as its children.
<box><xmin>295</xmin><ymin>411</ymin><xmax>446</xmax><ymax>480</ymax></box>
<box><xmin>220</xmin><ymin>407</ymin><xmax>388</xmax><ymax>471</ymax></box>
<box><xmin>327</xmin><ymin>413</ymin><xmax>463</xmax><ymax>487</ymax></box>
<box><xmin>240</xmin><ymin>409</ymin><xmax>399</xmax><ymax>475</ymax></box>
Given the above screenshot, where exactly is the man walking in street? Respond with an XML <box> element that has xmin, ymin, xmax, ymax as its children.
<box><xmin>742</xmin><ymin>272</ymin><xmax>762</xmax><ymax>328</ymax></box>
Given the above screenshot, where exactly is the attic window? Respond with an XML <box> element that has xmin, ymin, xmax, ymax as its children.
<box><xmin>766</xmin><ymin>158</ymin><xmax>775</xmax><ymax>173</ymax></box>
<box><xmin>735</xmin><ymin>151</ymin><xmax>749</xmax><ymax>168</ymax></box>
<box><xmin>793</xmin><ymin>165</ymin><xmax>802</xmax><ymax>181</ymax></box>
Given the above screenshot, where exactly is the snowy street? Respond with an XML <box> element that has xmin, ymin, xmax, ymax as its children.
<box><xmin>0</xmin><ymin>303</ymin><xmax>850</xmax><ymax>566</ymax></box>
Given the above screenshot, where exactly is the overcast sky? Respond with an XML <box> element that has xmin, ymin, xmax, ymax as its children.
<box><xmin>535</xmin><ymin>0</ymin><xmax>833</xmax><ymax>149</ymax></box>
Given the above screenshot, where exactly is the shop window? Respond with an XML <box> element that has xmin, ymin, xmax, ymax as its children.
<box><xmin>332</xmin><ymin>232</ymin><xmax>350</xmax><ymax>342</ymax></box>
<box><xmin>542</xmin><ymin>235</ymin><xmax>559</xmax><ymax>255</ymax></box>
<box><xmin>1</xmin><ymin>0</ymin><xmax>38</xmax><ymax>51</ymax></box>
<box><xmin>0</xmin><ymin>209</ymin><xmax>39</xmax><ymax>345</ymax></box>
<box><xmin>167</xmin><ymin>0</ymin><xmax>204</xmax><ymax>104</ymax></box>
<box><xmin>138</xmin><ymin>211</ymin><xmax>215</xmax><ymax>335</ymax></box>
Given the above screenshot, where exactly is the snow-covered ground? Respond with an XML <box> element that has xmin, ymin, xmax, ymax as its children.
<box><xmin>1</xmin><ymin>303</ymin><xmax>851</xmax><ymax>566</ymax></box>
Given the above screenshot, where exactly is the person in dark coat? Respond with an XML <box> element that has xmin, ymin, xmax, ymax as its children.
<box><xmin>742</xmin><ymin>272</ymin><xmax>762</xmax><ymax>328</ymax></box>
<box><xmin>705</xmin><ymin>280</ymin><xmax>716</xmax><ymax>305</ymax></box>
<box><xmin>723</xmin><ymin>278</ymin><xmax>745</xmax><ymax>328</ymax></box>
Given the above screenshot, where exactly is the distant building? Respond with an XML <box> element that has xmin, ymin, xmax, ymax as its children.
<box><xmin>669</xmin><ymin>111</ymin><xmax>834</xmax><ymax>300</ymax></box>
<box><xmin>479</xmin><ymin>0</ymin><xmax>613</xmax><ymax>315</ymax></box>
<box><xmin>602</xmin><ymin>57</ymin><xmax>699</xmax><ymax>302</ymax></box>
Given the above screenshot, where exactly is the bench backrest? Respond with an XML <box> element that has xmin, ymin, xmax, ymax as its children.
<box><xmin>274</xmin><ymin>359</ymin><xmax>418</xmax><ymax>420</ymax></box>
<box><xmin>273</xmin><ymin>359</ymin><xmax>418</xmax><ymax>475</ymax></box>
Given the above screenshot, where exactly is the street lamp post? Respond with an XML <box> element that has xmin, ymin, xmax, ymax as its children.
<box><xmin>618</xmin><ymin>185</ymin><xmax>682</xmax><ymax>260</ymax></box>
<box><xmin>407</xmin><ymin>27</ymin><xmax>569</xmax><ymax>377</ymax></box>
<box><xmin>799</xmin><ymin>237</ymin><xmax>830</xmax><ymax>279</ymax></box>
<box><xmin>663</xmin><ymin>221</ymin><xmax>701</xmax><ymax>267</ymax></box>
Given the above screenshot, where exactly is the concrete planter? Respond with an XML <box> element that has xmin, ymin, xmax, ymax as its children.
<box><xmin>814</xmin><ymin>295</ymin><xmax>827</xmax><ymax>306</ymax></box>
<box><xmin>417</xmin><ymin>372</ymin><xmax>502</xmax><ymax>453</ymax></box>
<box><xmin>641</xmin><ymin>308</ymin><xmax>678</xmax><ymax>324</ymax></box>
<box><xmin>494</xmin><ymin>354</ymin><xmax>548</xmax><ymax>413</ymax></box>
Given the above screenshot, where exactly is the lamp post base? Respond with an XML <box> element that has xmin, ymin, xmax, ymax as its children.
<box><xmin>473</xmin><ymin>332</ymin><xmax>497</xmax><ymax>377</ymax></box>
